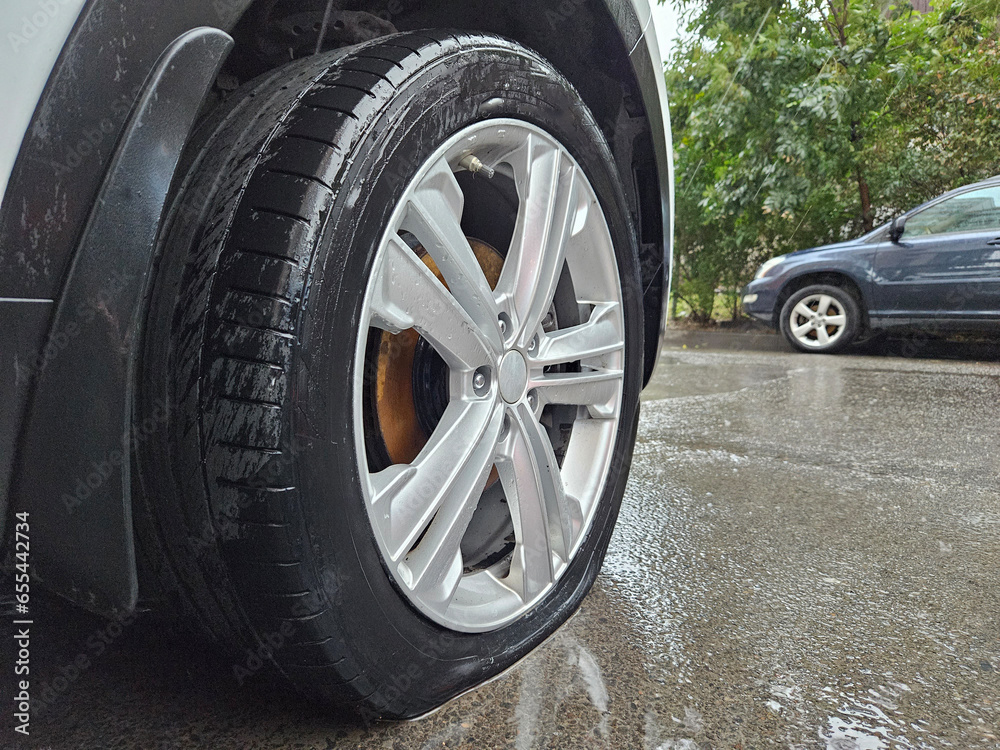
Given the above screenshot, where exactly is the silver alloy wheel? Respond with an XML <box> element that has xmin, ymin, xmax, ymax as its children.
<box><xmin>353</xmin><ymin>120</ymin><xmax>625</xmax><ymax>632</ymax></box>
<box><xmin>788</xmin><ymin>293</ymin><xmax>848</xmax><ymax>349</ymax></box>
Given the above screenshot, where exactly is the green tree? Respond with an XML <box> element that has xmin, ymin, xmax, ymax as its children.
<box><xmin>668</xmin><ymin>0</ymin><xmax>1000</xmax><ymax>322</ymax></box>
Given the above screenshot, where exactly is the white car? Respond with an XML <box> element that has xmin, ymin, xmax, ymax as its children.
<box><xmin>0</xmin><ymin>0</ymin><xmax>672</xmax><ymax>718</ymax></box>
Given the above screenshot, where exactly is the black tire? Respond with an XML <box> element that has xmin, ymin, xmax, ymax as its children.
<box><xmin>136</xmin><ymin>32</ymin><xmax>643</xmax><ymax>719</ymax></box>
<box><xmin>779</xmin><ymin>283</ymin><xmax>862</xmax><ymax>354</ymax></box>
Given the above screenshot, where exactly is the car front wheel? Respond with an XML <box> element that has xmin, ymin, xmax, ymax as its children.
<box><xmin>137</xmin><ymin>32</ymin><xmax>643</xmax><ymax>718</ymax></box>
<box><xmin>779</xmin><ymin>284</ymin><xmax>861</xmax><ymax>354</ymax></box>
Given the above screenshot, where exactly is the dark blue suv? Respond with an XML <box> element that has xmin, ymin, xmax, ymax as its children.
<box><xmin>742</xmin><ymin>176</ymin><xmax>1000</xmax><ymax>353</ymax></box>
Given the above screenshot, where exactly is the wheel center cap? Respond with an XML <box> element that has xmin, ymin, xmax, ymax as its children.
<box><xmin>498</xmin><ymin>351</ymin><xmax>528</xmax><ymax>404</ymax></box>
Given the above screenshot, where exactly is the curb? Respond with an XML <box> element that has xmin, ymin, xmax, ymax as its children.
<box><xmin>661</xmin><ymin>328</ymin><xmax>789</xmax><ymax>353</ymax></box>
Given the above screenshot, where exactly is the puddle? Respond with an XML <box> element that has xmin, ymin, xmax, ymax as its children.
<box><xmin>641</xmin><ymin>361</ymin><xmax>789</xmax><ymax>400</ymax></box>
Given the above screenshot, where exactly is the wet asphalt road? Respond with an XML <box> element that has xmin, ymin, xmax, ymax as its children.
<box><xmin>3</xmin><ymin>337</ymin><xmax>1000</xmax><ymax>749</ymax></box>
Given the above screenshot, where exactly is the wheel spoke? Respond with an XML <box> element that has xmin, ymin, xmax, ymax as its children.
<box><xmin>534</xmin><ymin>302</ymin><xmax>623</xmax><ymax>367</ymax></box>
<box><xmin>792</xmin><ymin>321</ymin><xmax>813</xmax><ymax>338</ymax></box>
<box><xmin>369</xmin><ymin>400</ymin><xmax>498</xmax><ymax>562</ymax></box>
<box><xmin>817</xmin><ymin>295</ymin><xmax>833</xmax><ymax>315</ymax></box>
<box><xmin>497</xmin><ymin>402</ymin><xmax>574</xmax><ymax>602</ymax></box>
<box><xmin>793</xmin><ymin>302</ymin><xmax>814</xmax><ymax>320</ymax></box>
<box><xmin>825</xmin><ymin>314</ymin><xmax>846</xmax><ymax>327</ymax></box>
<box><xmin>815</xmin><ymin>326</ymin><xmax>831</xmax><ymax>345</ymax></box>
<box><xmin>398</xmin><ymin>406</ymin><xmax>505</xmax><ymax>607</ymax></box>
<box><xmin>530</xmin><ymin>368</ymin><xmax>623</xmax><ymax>419</ymax></box>
<box><xmin>370</xmin><ymin>236</ymin><xmax>492</xmax><ymax>370</ymax></box>
<box><xmin>495</xmin><ymin>134</ymin><xmax>585</xmax><ymax>347</ymax></box>
<box><xmin>400</xmin><ymin>157</ymin><xmax>502</xmax><ymax>352</ymax></box>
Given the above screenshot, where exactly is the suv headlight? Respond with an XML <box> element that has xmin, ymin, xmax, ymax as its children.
<box><xmin>754</xmin><ymin>255</ymin><xmax>787</xmax><ymax>280</ymax></box>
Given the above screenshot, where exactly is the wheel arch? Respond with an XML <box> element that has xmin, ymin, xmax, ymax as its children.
<box><xmin>218</xmin><ymin>0</ymin><xmax>671</xmax><ymax>387</ymax></box>
<box><xmin>773</xmin><ymin>271</ymin><xmax>870</xmax><ymax>331</ymax></box>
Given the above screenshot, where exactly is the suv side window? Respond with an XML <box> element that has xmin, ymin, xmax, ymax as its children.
<box><xmin>905</xmin><ymin>185</ymin><xmax>1000</xmax><ymax>237</ymax></box>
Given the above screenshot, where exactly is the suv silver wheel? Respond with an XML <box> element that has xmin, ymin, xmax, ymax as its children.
<box><xmin>787</xmin><ymin>293</ymin><xmax>849</xmax><ymax>349</ymax></box>
<box><xmin>355</xmin><ymin>120</ymin><xmax>625</xmax><ymax>632</ymax></box>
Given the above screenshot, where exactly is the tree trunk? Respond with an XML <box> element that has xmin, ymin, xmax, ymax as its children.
<box><xmin>850</xmin><ymin>121</ymin><xmax>873</xmax><ymax>233</ymax></box>
<box><xmin>856</xmin><ymin>167</ymin><xmax>873</xmax><ymax>233</ymax></box>
<box><xmin>670</xmin><ymin>258</ymin><xmax>681</xmax><ymax>319</ymax></box>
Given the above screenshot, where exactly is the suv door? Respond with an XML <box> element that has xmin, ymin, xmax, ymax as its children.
<box><xmin>874</xmin><ymin>185</ymin><xmax>1000</xmax><ymax>322</ymax></box>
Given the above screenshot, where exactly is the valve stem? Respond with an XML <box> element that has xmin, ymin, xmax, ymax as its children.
<box><xmin>459</xmin><ymin>154</ymin><xmax>495</xmax><ymax>179</ymax></box>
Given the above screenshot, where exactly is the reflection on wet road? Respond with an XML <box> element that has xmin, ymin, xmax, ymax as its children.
<box><xmin>3</xmin><ymin>347</ymin><xmax>999</xmax><ymax>748</ymax></box>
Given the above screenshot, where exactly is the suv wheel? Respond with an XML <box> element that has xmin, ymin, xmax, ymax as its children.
<box><xmin>137</xmin><ymin>32</ymin><xmax>643</xmax><ymax>719</ymax></box>
<box><xmin>779</xmin><ymin>284</ymin><xmax>861</xmax><ymax>354</ymax></box>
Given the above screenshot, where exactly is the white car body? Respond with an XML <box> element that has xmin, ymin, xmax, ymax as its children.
<box><xmin>0</xmin><ymin>0</ymin><xmax>88</xmax><ymax>211</ymax></box>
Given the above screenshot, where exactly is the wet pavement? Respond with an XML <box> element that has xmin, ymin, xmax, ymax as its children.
<box><xmin>4</xmin><ymin>340</ymin><xmax>1000</xmax><ymax>749</ymax></box>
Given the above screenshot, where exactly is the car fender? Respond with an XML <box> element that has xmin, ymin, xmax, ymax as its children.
<box><xmin>7</xmin><ymin>27</ymin><xmax>233</xmax><ymax>614</ymax></box>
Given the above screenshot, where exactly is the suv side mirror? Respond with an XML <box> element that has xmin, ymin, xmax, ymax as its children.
<box><xmin>889</xmin><ymin>215</ymin><xmax>907</xmax><ymax>243</ymax></box>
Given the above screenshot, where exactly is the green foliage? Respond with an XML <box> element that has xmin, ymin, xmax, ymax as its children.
<box><xmin>667</xmin><ymin>0</ymin><xmax>1000</xmax><ymax>321</ymax></box>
